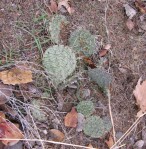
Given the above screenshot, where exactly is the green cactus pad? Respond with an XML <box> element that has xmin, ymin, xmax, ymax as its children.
<box><xmin>88</xmin><ymin>67</ymin><xmax>112</xmax><ymax>93</ymax></box>
<box><xmin>69</xmin><ymin>29</ymin><xmax>97</xmax><ymax>56</ymax></box>
<box><xmin>83</xmin><ymin>116</ymin><xmax>112</xmax><ymax>138</ymax></box>
<box><xmin>49</xmin><ymin>14</ymin><xmax>68</xmax><ymax>44</ymax></box>
<box><xmin>43</xmin><ymin>45</ymin><xmax>76</xmax><ymax>86</ymax></box>
<box><xmin>77</xmin><ymin>101</ymin><xmax>95</xmax><ymax>117</ymax></box>
<box><xmin>31</xmin><ymin>100</ymin><xmax>47</xmax><ymax>122</ymax></box>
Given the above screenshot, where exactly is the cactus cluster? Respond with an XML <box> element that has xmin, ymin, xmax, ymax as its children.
<box><xmin>83</xmin><ymin>116</ymin><xmax>112</xmax><ymax>138</ymax></box>
<box><xmin>31</xmin><ymin>100</ymin><xmax>47</xmax><ymax>122</ymax></box>
<box><xmin>69</xmin><ymin>29</ymin><xmax>97</xmax><ymax>56</ymax></box>
<box><xmin>42</xmin><ymin>45</ymin><xmax>76</xmax><ymax>86</ymax></box>
<box><xmin>49</xmin><ymin>14</ymin><xmax>69</xmax><ymax>44</ymax></box>
<box><xmin>88</xmin><ymin>67</ymin><xmax>112</xmax><ymax>93</ymax></box>
<box><xmin>77</xmin><ymin>101</ymin><xmax>94</xmax><ymax>117</ymax></box>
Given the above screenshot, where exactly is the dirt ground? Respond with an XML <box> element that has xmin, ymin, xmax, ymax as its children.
<box><xmin>0</xmin><ymin>0</ymin><xmax>146</xmax><ymax>149</ymax></box>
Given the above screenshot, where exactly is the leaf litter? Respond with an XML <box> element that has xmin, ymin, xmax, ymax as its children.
<box><xmin>0</xmin><ymin>112</ymin><xmax>23</xmax><ymax>146</ymax></box>
<box><xmin>0</xmin><ymin>67</ymin><xmax>32</xmax><ymax>85</ymax></box>
<box><xmin>64</xmin><ymin>107</ymin><xmax>78</xmax><ymax>128</ymax></box>
<box><xmin>1</xmin><ymin>0</ymin><xmax>146</xmax><ymax>148</ymax></box>
<box><xmin>58</xmin><ymin>0</ymin><xmax>75</xmax><ymax>14</ymax></box>
<box><xmin>133</xmin><ymin>78</ymin><xmax>146</xmax><ymax>115</ymax></box>
<box><xmin>49</xmin><ymin>0</ymin><xmax>58</xmax><ymax>13</ymax></box>
<box><xmin>49</xmin><ymin>129</ymin><xmax>65</xmax><ymax>142</ymax></box>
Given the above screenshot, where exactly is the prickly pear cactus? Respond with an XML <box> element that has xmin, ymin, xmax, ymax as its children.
<box><xmin>43</xmin><ymin>45</ymin><xmax>76</xmax><ymax>86</ymax></box>
<box><xmin>88</xmin><ymin>67</ymin><xmax>112</xmax><ymax>93</ymax></box>
<box><xmin>77</xmin><ymin>101</ymin><xmax>95</xmax><ymax>117</ymax></box>
<box><xmin>83</xmin><ymin>116</ymin><xmax>112</xmax><ymax>138</ymax></box>
<box><xmin>69</xmin><ymin>29</ymin><xmax>97</xmax><ymax>56</ymax></box>
<box><xmin>31</xmin><ymin>100</ymin><xmax>47</xmax><ymax>122</ymax></box>
<box><xmin>49</xmin><ymin>14</ymin><xmax>68</xmax><ymax>44</ymax></box>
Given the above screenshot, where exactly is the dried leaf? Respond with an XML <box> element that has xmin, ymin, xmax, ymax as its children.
<box><xmin>0</xmin><ymin>122</ymin><xmax>23</xmax><ymax>146</ymax></box>
<box><xmin>87</xmin><ymin>143</ymin><xmax>94</xmax><ymax>148</ymax></box>
<box><xmin>135</xmin><ymin>0</ymin><xmax>146</xmax><ymax>14</ymax></box>
<box><xmin>99</xmin><ymin>49</ymin><xmax>108</xmax><ymax>57</ymax></box>
<box><xmin>87</xmin><ymin>143</ymin><xmax>99</xmax><ymax>149</ymax></box>
<box><xmin>0</xmin><ymin>67</ymin><xmax>33</xmax><ymax>85</ymax></box>
<box><xmin>64</xmin><ymin>107</ymin><xmax>78</xmax><ymax>128</ymax></box>
<box><xmin>49</xmin><ymin>0</ymin><xmax>58</xmax><ymax>13</ymax></box>
<box><xmin>126</xmin><ymin>19</ymin><xmax>134</xmax><ymax>31</ymax></box>
<box><xmin>0</xmin><ymin>83</ymin><xmax>13</xmax><ymax>105</ymax></box>
<box><xmin>105</xmin><ymin>135</ymin><xmax>114</xmax><ymax>148</ymax></box>
<box><xmin>49</xmin><ymin>129</ymin><xmax>65</xmax><ymax>142</ymax></box>
<box><xmin>0</xmin><ymin>112</ymin><xmax>6</xmax><ymax>123</ymax></box>
<box><xmin>133</xmin><ymin>78</ymin><xmax>146</xmax><ymax>113</ymax></box>
<box><xmin>58</xmin><ymin>0</ymin><xmax>75</xmax><ymax>14</ymax></box>
<box><xmin>83</xmin><ymin>57</ymin><xmax>96</xmax><ymax>69</ymax></box>
<box><xmin>124</xmin><ymin>4</ymin><xmax>137</xmax><ymax>19</ymax></box>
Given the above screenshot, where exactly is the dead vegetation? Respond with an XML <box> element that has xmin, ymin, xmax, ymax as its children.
<box><xmin>0</xmin><ymin>0</ymin><xmax>146</xmax><ymax>149</ymax></box>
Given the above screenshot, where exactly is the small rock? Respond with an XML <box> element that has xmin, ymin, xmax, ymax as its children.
<box><xmin>4</xmin><ymin>141</ymin><xmax>23</xmax><ymax>149</ymax></box>
<box><xmin>124</xmin><ymin>4</ymin><xmax>137</xmax><ymax>19</ymax></box>
<box><xmin>76</xmin><ymin>113</ymin><xmax>85</xmax><ymax>132</ymax></box>
<box><xmin>134</xmin><ymin>140</ymin><xmax>144</xmax><ymax>149</ymax></box>
<box><xmin>140</xmin><ymin>15</ymin><xmax>145</xmax><ymax>22</ymax></box>
<box><xmin>104</xmin><ymin>44</ymin><xmax>111</xmax><ymax>50</ymax></box>
<box><xmin>43</xmin><ymin>130</ymin><xmax>48</xmax><ymax>135</ymax></box>
<box><xmin>82</xmin><ymin>89</ymin><xmax>91</xmax><ymax>98</ymax></box>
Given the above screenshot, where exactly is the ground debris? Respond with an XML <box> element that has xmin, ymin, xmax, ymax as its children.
<box><xmin>124</xmin><ymin>4</ymin><xmax>137</xmax><ymax>19</ymax></box>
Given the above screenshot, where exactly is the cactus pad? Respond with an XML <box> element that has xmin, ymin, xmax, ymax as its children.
<box><xmin>83</xmin><ymin>116</ymin><xmax>112</xmax><ymax>138</ymax></box>
<box><xmin>77</xmin><ymin>101</ymin><xmax>95</xmax><ymax>117</ymax></box>
<box><xmin>69</xmin><ymin>29</ymin><xmax>97</xmax><ymax>56</ymax></box>
<box><xmin>88</xmin><ymin>67</ymin><xmax>112</xmax><ymax>93</ymax></box>
<box><xmin>31</xmin><ymin>100</ymin><xmax>47</xmax><ymax>122</ymax></box>
<box><xmin>49</xmin><ymin>14</ymin><xmax>68</xmax><ymax>44</ymax></box>
<box><xmin>43</xmin><ymin>45</ymin><xmax>76</xmax><ymax>86</ymax></box>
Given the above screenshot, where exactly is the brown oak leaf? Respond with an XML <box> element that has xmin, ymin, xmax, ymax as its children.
<box><xmin>64</xmin><ymin>107</ymin><xmax>78</xmax><ymax>128</ymax></box>
<box><xmin>105</xmin><ymin>135</ymin><xmax>114</xmax><ymax>148</ymax></box>
<box><xmin>133</xmin><ymin>78</ymin><xmax>146</xmax><ymax>115</ymax></box>
<box><xmin>99</xmin><ymin>49</ymin><xmax>108</xmax><ymax>57</ymax></box>
<box><xmin>58</xmin><ymin>0</ymin><xmax>75</xmax><ymax>14</ymax></box>
<box><xmin>49</xmin><ymin>129</ymin><xmax>65</xmax><ymax>142</ymax></box>
<box><xmin>0</xmin><ymin>67</ymin><xmax>32</xmax><ymax>85</ymax></box>
<box><xmin>135</xmin><ymin>0</ymin><xmax>146</xmax><ymax>14</ymax></box>
<box><xmin>0</xmin><ymin>121</ymin><xmax>23</xmax><ymax>146</ymax></box>
<box><xmin>49</xmin><ymin>0</ymin><xmax>58</xmax><ymax>13</ymax></box>
<box><xmin>83</xmin><ymin>57</ymin><xmax>96</xmax><ymax>69</ymax></box>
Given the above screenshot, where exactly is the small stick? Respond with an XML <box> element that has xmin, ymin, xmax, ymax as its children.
<box><xmin>0</xmin><ymin>138</ymin><xmax>97</xmax><ymax>149</ymax></box>
<box><xmin>107</xmin><ymin>89</ymin><xmax>116</xmax><ymax>142</ymax></box>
